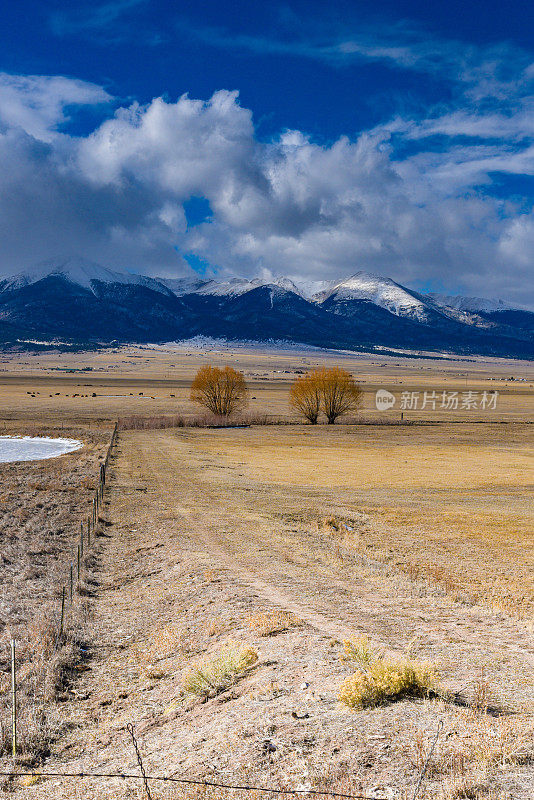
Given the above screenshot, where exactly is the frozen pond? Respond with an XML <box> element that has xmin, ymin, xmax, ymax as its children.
<box><xmin>0</xmin><ymin>436</ymin><xmax>83</xmax><ymax>463</ymax></box>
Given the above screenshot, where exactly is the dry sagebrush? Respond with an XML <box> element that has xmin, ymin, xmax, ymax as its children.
<box><xmin>247</xmin><ymin>609</ymin><xmax>303</xmax><ymax>637</ymax></box>
<box><xmin>182</xmin><ymin>644</ymin><xmax>258</xmax><ymax>698</ymax></box>
<box><xmin>338</xmin><ymin>636</ymin><xmax>438</xmax><ymax>708</ymax></box>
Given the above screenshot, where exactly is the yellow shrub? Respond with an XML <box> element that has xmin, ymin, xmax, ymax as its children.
<box><xmin>341</xmin><ymin>636</ymin><xmax>376</xmax><ymax>665</ymax></box>
<box><xmin>183</xmin><ymin>644</ymin><xmax>259</xmax><ymax>697</ymax></box>
<box><xmin>338</xmin><ymin>637</ymin><xmax>438</xmax><ymax>708</ymax></box>
<box><xmin>338</xmin><ymin>657</ymin><xmax>438</xmax><ymax>708</ymax></box>
<box><xmin>248</xmin><ymin>610</ymin><xmax>303</xmax><ymax>637</ymax></box>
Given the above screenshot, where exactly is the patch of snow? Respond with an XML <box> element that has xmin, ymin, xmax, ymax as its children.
<box><xmin>155</xmin><ymin>276</ymin><xmax>209</xmax><ymax>296</ymax></box>
<box><xmin>0</xmin><ymin>436</ymin><xmax>82</xmax><ymax>463</ymax></box>
<box><xmin>290</xmin><ymin>278</ymin><xmax>336</xmax><ymax>299</ymax></box>
<box><xmin>146</xmin><ymin>336</ymin><xmax>331</xmax><ymax>353</ymax></box>
<box><xmin>15</xmin><ymin>339</ymin><xmax>73</xmax><ymax>346</ymax></box>
<box><xmin>193</xmin><ymin>276</ymin><xmax>302</xmax><ymax>298</ymax></box>
<box><xmin>427</xmin><ymin>293</ymin><xmax>522</xmax><ymax>313</ymax></box>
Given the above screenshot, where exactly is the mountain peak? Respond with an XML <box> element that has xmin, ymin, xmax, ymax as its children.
<box><xmin>2</xmin><ymin>256</ymin><xmax>174</xmax><ymax>296</ymax></box>
<box><xmin>313</xmin><ymin>270</ymin><xmax>429</xmax><ymax>321</ymax></box>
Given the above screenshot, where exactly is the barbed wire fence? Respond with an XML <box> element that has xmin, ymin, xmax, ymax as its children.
<box><xmin>8</xmin><ymin>422</ymin><xmax>118</xmax><ymax>763</ymax></box>
<box><xmin>0</xmin><ymin>718</ymin><xmax>443</xmax><ymax>800</ymax></box>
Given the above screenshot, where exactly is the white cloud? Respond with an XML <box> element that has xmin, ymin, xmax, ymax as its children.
<box><xmin>0</xmin><ymin>73</ymin><xmax>111</xmax><ymax>142</ymax></box>
<box><xmin>177</xmin><ymin>17</ymin><xmax>534</xmax><ymax>102</ymax></box>
<box><xmin>50</xmin><ymin>0</ymin><xmax>148</xmax><ymax>41</ymax></box>
<box><xmin>0</xmin><ymin>72</ymin><xmax>533</xmax><ymax>306</ymax></box>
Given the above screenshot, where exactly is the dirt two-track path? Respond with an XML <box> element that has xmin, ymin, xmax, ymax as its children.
<box><xmin>22</xmin><ymin>428</ymin><xmax>534</xmax><ymax>799</ymax></box>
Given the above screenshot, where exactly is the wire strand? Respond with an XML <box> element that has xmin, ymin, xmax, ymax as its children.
<box><xmin>0</xmin><ymin>770</ymin><xmax>387</xmax><ymax>799</ymax></box>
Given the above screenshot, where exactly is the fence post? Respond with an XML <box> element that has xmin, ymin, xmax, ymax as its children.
<box><xmin>77</xmin><ymin>545</ymin><xmax>81</xmax><ymax>582</ymax></box>
<box><xmin>11</xmin><ymin>639</ymin><xmax>16</xmax><ymax>762</ymax></box>
<box><xmin>88</xmin><ymin>516</ymin><xmax>91</xmax><ymax>547</ymax></box>
<box><xmin>70</xmin><ymin>564</ymin><xmax>73</xmax><ymax>602</ymax></box>
<box><xmin>59</xmin><ymin>586</ymin><xmax>66</xmax><ymax>638</ymax></box>
<box><xmin>80</xmin><ymin>522</ymin><xmax>84</xmax><ymax>557</ymax></box>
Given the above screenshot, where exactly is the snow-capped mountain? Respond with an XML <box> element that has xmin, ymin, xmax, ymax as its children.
<box><xmin>0</xmin><ymin>257</ymin><xmax>532</xmax><ymax>358</ymax></box>
<box><xmin>155</xmin><ymin>276</ymin><xmax>208</xmax><ymax>295</ymax></box>
<box><xmin>1</xmin><ymin>256</ymin><xmax>172</xmax><ymax>297</ymax></box>
<box><xmin>311</xmin><ymin>272</ymin><xmax>430</xmax><ymax>321</ymax></box>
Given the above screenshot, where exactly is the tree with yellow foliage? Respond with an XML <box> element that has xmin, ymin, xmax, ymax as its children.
<box><xmin>190</xmin><ymin>365</ymin><xmax>249</xmax><ymax>416</ymax></box>
<box><xmin>319</xmin><ymin>367</ymin><xmax>362</xmax><ymax>424</ymax></box>
<box><xmin>289</xmin><ymin>372</ymin><xmax>322</xmax><ymax>423</ymax></box>
<box><xmin>289</xmin><ymin>367</ymin><xmax>362</xmax><ymax>424</ymax></box>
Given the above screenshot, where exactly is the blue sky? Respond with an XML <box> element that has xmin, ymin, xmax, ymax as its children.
<box><xmin>0</xmin><ymin>0</ymin><xmax>533</xmax><ymax>305</ymax></box>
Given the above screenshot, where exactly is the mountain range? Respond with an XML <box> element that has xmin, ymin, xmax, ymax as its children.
<box><xmin>0</xmin><ymin>257</ymin><xmax>532</xmax><ymax>358</ymax></box>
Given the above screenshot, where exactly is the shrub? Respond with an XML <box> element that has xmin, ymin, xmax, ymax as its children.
<box><xmin>183</xmin><ymin>644</ymin><xmax>258</xmax><ymax>698</ymax></box>
<box><xmin>190</xmin><ymin>365</ymin><xmax>249</xmax><ymax>416</ymax></box>
<box><xmin>341</xmin><ymin>635</ymin><xmax>376</xmax><ymax>666</ymax></box>
<box><xmin>118</xmin><ymin>412</ymin><xmax>276</xmax><ymax>430</ymax></box>
<box><xmin>117</xmin><ymin>414</ymin><xmax>185</xmax><ymax>430</ymax></box>
<box><xmin>338</xmin><ymin>637</ymin><xmax>438</xmax><ymax>708</ymax></box>
<box><xmin>247</xmin><ymin>610</ymin><xmax>303</xmax><ymax>637</ymax></box>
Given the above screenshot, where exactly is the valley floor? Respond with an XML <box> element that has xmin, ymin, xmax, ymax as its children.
<box><xmin>10</xmin><ymin>424</ymin><xmax>534</xmax><ymax>800</ymax></box>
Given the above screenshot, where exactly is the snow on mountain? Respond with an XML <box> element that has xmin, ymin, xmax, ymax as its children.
<box><xmin>2</xmin><ymin>257</ymin><xmax>173</xmax><ymax>296</ymax></box>
<box><xmin>1</xmin><ymin>258</ymin><xmax>526</xmax><ymax>323</ymax></box>
<box><xmin>155</xmin><ymin>276</ymin><xmax>208</xmax><ymax>295</ymax></box>
<box><xmin>427</xmin><ymin>293</ymin><xmax>520</xmax><ymax>313</ymax></box>
<box><xmin>289</xmin><ymin>278</ymin><xmax>336</xmax><ymax>299</ymax></box>
<box><xmin>192</xmin><ymin>276</ymin><xmax>303</xmax><ymax>298</ymax></box>
<box><xmin>313</xmin><ymin>272</ymin><xmax>429</xmax><ymax>321</ymax></box>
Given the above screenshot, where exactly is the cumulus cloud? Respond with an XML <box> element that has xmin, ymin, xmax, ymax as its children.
<box><xmin>0</xmin><ymin>69</ymin><xmax>533</xmax><ymax>306</ymax></box>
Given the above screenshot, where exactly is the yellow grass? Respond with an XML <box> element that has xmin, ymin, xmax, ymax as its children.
<box><xmin>182</xmin><ymin>644</ymin><xmax>259</xmax><ymax>697</ymax></box>
<box><xmin>247</xmin><ymin>609</ymin><xmax>303</xmax><ymax>636</ymax></box>
<box><xmin>338</xmin><ymin>657</ymin><xmax>438</xmax><ymax>708</ymax></box>
<box><xmin>183</xmin><ymin>423</ymin><xmax>534</xmax><ymax>616</ymax></box>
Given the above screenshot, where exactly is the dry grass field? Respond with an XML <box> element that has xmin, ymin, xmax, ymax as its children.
<box><xmin>0</xmin><ymin>344</ymin><xmax>533</xmax><ymax>799</ymax></box>
<box><xmin>0</xmin><ymin>342</ymin><xmax>532</xmax><ymax>424</ymax></box>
